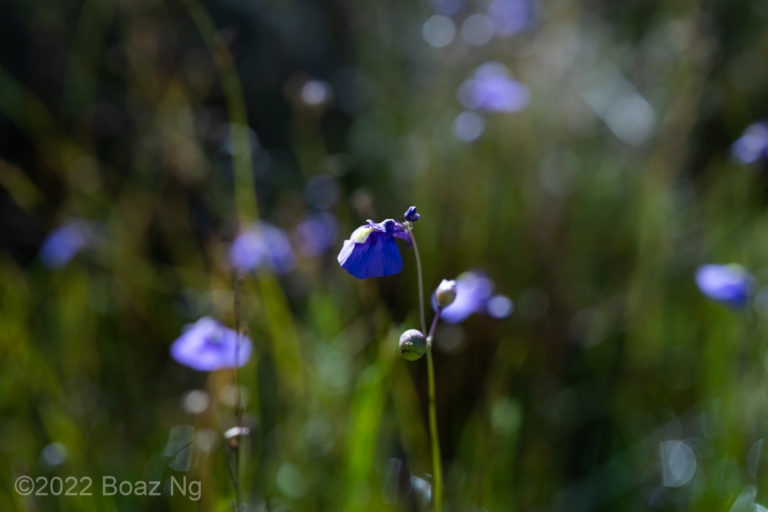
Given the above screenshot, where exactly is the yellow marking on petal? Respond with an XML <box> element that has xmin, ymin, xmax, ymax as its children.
<box><xmin>351</xmin><ymin>225</ymin><xmax>375</xmax><ymax>244</ymax></box>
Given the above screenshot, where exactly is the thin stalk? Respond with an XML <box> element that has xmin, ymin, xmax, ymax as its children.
<box><xmin>180</xmin><ymin>0</ymin><xmax>258</xmax><ymax>225</ymax></box>
<box><xmin>408</xmin><ymin>227</ymin><xmax>443</xmax><ymax>511</ymax></box>
<box><xmin>410</xmin><ymin>229</ymin><xmax>427</xmax><ymax>336</ymax></box>
<box><xmin>232</xmin><ymin>274</ymin><xmax>243</xmax><ymax>509</ymax></box>
<box><xmin>233</xmin><ymin>275</ymin><xmax>244</xmax><ymax>426</ymax></box>
<box><xmin>427</xmin><ymin>310</ymin><xmax>440</xmax><ymax>342</ymax></box>
<box><xmin>425</xmin><ymin>321</ymin><xmax>443</xmax><ymax>511</ymax></box>
<box><xmin>222</xmin><ymin>451</ymin><xmax>239</xmax><ymax>508</ymax></box>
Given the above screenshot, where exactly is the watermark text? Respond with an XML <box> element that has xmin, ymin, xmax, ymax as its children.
<box><xmin>14</xmin><ymin>475</ymin><xmax>201</xmax><ymax>500</ymax></box>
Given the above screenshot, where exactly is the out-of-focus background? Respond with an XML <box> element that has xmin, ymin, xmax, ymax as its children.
<box><xmin>3</xmin><ymin>0</ymin><xmax>768</xmax><ymax>510</ymax></box>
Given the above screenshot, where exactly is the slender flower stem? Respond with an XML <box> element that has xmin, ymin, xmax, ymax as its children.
<box><xmin>233</xmin><ymin>275</ymin><xmax>243</xmax><ymax>424</ymax></box>
<box><xmin>410</xmin><ymin>227</ymin><xmax>427</xmax><ymax>336</ymax></box>
<box><xmin>425</xmin><ymin>321</ymin><xmax>443</xmax><ymax>512</ymax></box>
<box><xmin>408</xmin><ymin>226</ymin><xmax>443</xmax><ymax>511</ymax></box>
<box><xmin>427</xmin><ymin>309</ymin><xmax>441</xmax><ymax>341</ymax></box>
<box><xmin>232</xmin><ymin>274</ymin><xmax>243</xmax><ymax>510</ymax></box>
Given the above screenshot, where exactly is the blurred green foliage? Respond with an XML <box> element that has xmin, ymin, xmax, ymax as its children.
<box><xmin>3</xmin><ymin>0</ymin><xmax>768</xmax><ymax>510</ymax></box>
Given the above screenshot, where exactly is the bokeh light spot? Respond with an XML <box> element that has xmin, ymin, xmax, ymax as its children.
<box><xmin>422</xmin><ymin>15</ymin><xmax>456</xmax><ymax>48</ymax></box>
<box><xmin>659</xmin><ymin>440</ymin><xmax>696</xmax><ymax>488</ymax></box>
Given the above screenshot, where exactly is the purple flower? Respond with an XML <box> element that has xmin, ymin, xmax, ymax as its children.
<box><xmin>170</xmin><ymin>317</ymin><xmax>252</xmax><ymax>371</ymax></box>
<box><xmin>436</xmin><ymin>270</ymin><xmax>514</xmax><ymax>323</ymax></box>
<box><xmin>337</xmin><ymin>219</ymin><xmax>412</xmax><ymax>279</ymax></box>
<box><xmin>487</xmin><ymin>0</ymin><xmax>538</xmax><ymax>37</ymax></box>
<box><xmin>731</xmin><ymin>121</ymin><xmax>768</xmax><ymax>165</ymax></box>
<box><xmin>457</xmin><ymin>63</ymin><xmax>530</xmax><ymax>113</ymax></box>
<box><xmin>695</xmin><ymin>264</ymin><xmax>753</xmax><ymax>307</ymax></box>
<box><xmin>229</xmin><ymin>222</ymin><xmax>294</xmax><ymax>274</ymax></box>
<box><xmin>404</xmin><ymin>206</ymin><xmax>421</xmax><ymax>223</ymax></box>
<box><xmin>39</xmin><ymin>219</ymin><xmax>92</xmax><ymax>268</ymax></box>
<box><xmin>294</xmin><ymin>213</ymin><xmax>338</xmax><ymax>257</ymax></box>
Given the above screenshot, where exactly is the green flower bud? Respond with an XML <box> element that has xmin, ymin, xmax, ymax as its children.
<box><xmin>399</xmin><ymin>329</ymin><xmax>426</xmax><ymax>361</ymax></box>
<box><xmin>435</xmin><ymin>279</ymin><xmax>457</xmax><ymax>308</ymax></box>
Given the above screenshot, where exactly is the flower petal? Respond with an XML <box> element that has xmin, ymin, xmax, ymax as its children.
<box><xmin>338</xmin><ymin>231</ymin><xmax>403</xmax><ymax>279</ymax></box>
<box><xmin>695</xmin><ymin>264</ymin><xmax>752</xmax><ymax>307</ymax></box>
<box><xmin>170</xmin><ymin>317</ymin><xmax>252</xmax><ymax>371</ymax></box>
<box><xmin>439</xmin><ymin>271</ymin><xmax>495</xmax><ymax>323</ymax></box>
<box><xmin>39</xmin><ymin>220</ymin><xmax>92</xmax><ymax>268</ymax></box>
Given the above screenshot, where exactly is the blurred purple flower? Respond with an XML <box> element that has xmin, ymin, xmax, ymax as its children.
<box><xmin>229</xmin><ymin>222</ymin><xmax>294</xmax><ymax>274</ymax></box>
<box><xmin>695</xmin><ymin>264</ymin><xmax>753</xmax><ymax>307</ymax></box>
<box><xmin>294</xmin><ymin>212</ymin><xmax>338</xmax><ymax>257</ymax></box>
<box><xmin>457</xmin><ymin>63</ymin><xmax>530</xmax><ymax>113</ymax></box>
<box><xmin>337</xmin><ymin>218</ymin><xmax>412</xmax><ymax>279</ymax></box>
<box><xmin>436</xmin><ymin>270</ymin><xmax>514</xmax><ymax>323</ymax></box>
<box><xmin>487</xmin><ymin>0</ymin><xmax>538</xmax><ymax>37</ymax></box>
<box><xmin>170</xmin><ymin>317</ymin><xmax>252</xmax><ymax>371</ymax></box>
<box><xmin>731</xmin><ymin>121</ymin><xmax>768</xmax><ymax>164</ymax></box>
<box><xmin>39</xmin><ymin>219</ymin><xmax>92</xmax><ymax>268</ymax></box>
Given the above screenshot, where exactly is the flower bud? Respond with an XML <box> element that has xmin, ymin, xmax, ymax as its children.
<box><xmin>224</xmin><ymin>426</ymin><xmax>251</xmax><ymax>449</ymax></box>
<box><xmin>399</xmin><ymin>329</ymin><xmax>426</xmax><ymax>361</ymax></box>
<box><xmin>435</xmin><ymin>279</ymin><xmax>457</xmax><ymax>308</ymax></box>
<box><xmin>404</xmin><ymin>206</ymin><xmax>420</xmax><ymax>223</ymax></box>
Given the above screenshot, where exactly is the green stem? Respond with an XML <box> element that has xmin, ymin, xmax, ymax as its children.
<box><xmin>180</xmin><ymin>0</ymin><xmax>258</xmax><ymax>226</ymax></box>
<box><xmin>232</xmin><ymin>274</ymin><xmax>243</xmax><ymax>509</ymax></box>
<box><xmin>410</xmin><ymin>229</ymin><xmax>427</xmax><ymax>336</ymax></box>
<box><xmin>409</xmin><ymin>227</ymin><xmax>443</xmax><ymax>511</ymax></box>
<box><xmin>427</xmin><ymin>309</ymin><xmax>441</xmax><ymax>342</ymax></box>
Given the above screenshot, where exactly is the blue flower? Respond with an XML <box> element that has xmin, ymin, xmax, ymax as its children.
<box><xmin>294</xmin><ymin>213</ymin><xmax>338</xmax><ymax>257</ymax></box>
<box><xmin>337</xmin><ymin>218</ymin><xmax>412</xmax><ymax>279</ymax></box>
<box><xmin>39</xmin><ymin>219</ymin><xmax>92</xmax><ymax>268</ymax></box>
<box><xmin>404</xmin><ymin>206</ymin><xmax>421</xmax><ymax>223</ymax></box>
<box><xmin>170</xmin><ymin>317</ymin><xmax>252</xmax><ymax>371</ymax></box>
<box><xmin>695</xmin><ymin>264</ymin><xmax>753</xmax><ymax>307</ymax></box>
<box><xmin>436</xmin><ymin>270</ymin><xmax>514</xmax><ymax>323</ymax></box>
<box><xmin>229</xmin><ymin>222</ymin><xmax>294</xmax><ymax>274</ymax></box>
<box><xmin>457</xmin><ymin>63</ymin><xmax>530</xmax><ymax>113</ymax></box>
<box><xmin>731</xmin><ymin>121</ymin><xmax>768</xmax><ymax>165</ymax></box>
